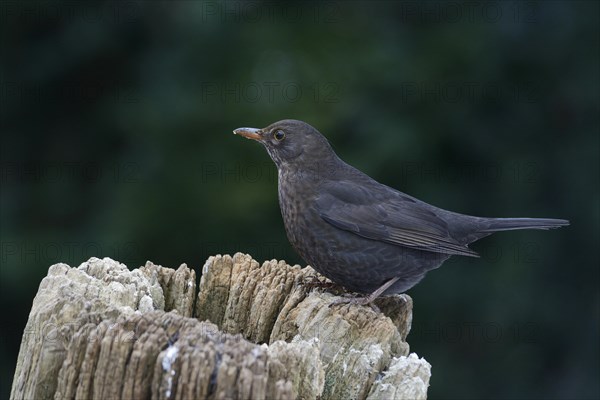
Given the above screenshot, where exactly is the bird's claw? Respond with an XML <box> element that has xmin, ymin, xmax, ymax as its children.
<box><xmin>329</xmin><ymin>295</ymin><xmax>381</xmax><ymax>313</ymax></box>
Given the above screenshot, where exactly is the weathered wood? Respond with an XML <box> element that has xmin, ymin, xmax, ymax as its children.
<box><xmin>11</xmin><ymin>254</ymin><xmax>431</xmax><ymax>400</ymax></box>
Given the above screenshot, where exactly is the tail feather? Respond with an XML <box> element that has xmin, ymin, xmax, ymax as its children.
<box><xmin>480</xmin><ymin>218</ymin><xmax>570</xmax><ymax>233</ymax></box>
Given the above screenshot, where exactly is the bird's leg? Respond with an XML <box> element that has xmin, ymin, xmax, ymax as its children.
<box><xmin>330</xmin><ymin>276</ymin><xmax>401</xmax><ymax>309</ymax></box>
<box><xmin>361</xmin><ymin>276</ymin><xmax>401</xmax><ymax>304</ymax></box>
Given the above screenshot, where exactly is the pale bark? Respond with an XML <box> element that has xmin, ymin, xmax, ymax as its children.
<box><xmin>11</xmin><ymin>254</ymin><xmax>430</xmax><ymax>400</ymax></box>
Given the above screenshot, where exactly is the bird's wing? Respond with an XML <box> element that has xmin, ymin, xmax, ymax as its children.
<box><xmin>315</xmin><ymin>180</ymin><xmax>479</xmax><ymax>257</ymax></box>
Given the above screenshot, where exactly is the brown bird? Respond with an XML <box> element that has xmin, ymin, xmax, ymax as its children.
<box><xmin>234</xmin><ymin>119</ymin><xmax>569</xmax><ymax>305</ymax></box>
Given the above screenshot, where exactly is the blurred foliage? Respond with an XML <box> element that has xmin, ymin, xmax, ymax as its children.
<box><xmin>1</xmin><ymin>1</ymin><xmax>598</xmax><ymax>399</ymax></box>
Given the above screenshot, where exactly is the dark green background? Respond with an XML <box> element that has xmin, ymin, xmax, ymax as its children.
<box><xmin>1</xmin><ymin>1</ymin><xmax>598</xmax><ymax>399</ymax></box>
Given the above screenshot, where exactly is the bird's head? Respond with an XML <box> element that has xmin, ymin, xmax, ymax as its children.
<box><xmin>233</xmin><ymin>119</ymin><xmax>336</xmax><ymax>170</ymax></box>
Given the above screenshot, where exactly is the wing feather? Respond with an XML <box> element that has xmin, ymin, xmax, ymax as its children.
<box><xmin>316</xmin><ymin>180</ymin><xmax>479</xmax><ymax>257</ymax></box>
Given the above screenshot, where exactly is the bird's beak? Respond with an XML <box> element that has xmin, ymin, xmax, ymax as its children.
<box><xmin>233</xmin><ymin>127</ymin><xmax>262</xmax><ymax>141</ymax></box>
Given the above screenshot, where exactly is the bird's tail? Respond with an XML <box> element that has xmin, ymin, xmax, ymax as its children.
<box><xmin>479</xmin><ymin>217</ymin><xmax>570</xmax><ymax>233</ymax></box>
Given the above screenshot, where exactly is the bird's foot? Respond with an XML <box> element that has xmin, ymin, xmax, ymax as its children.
<box><xmin>328</xmin><ymin>276</ymin><xmax>402</xmax><ymax>313</ymax></box>
<box><xmin>329</xmin><ymin>295</ymin><xmax>381</xmax><ymax>313</ymax></box>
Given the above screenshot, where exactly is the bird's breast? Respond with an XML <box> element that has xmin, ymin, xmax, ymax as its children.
<box><xmin>277</xmin><ymin>169</ymin><xmax>323</xmax><ymax>257</ymax></box>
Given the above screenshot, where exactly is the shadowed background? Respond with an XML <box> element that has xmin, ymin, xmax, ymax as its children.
<box><xmin>1</xmin><ymin>1</ymin><xmax>598</xmax><ymax>399</ymax></box>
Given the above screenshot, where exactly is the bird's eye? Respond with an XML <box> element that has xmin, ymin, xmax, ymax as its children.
<box><xmin>273</xmin><ymin>130</ymin><xmax>285</xmax><ymax>141</ymax></box>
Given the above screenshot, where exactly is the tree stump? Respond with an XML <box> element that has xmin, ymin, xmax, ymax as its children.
<box><xmin>11</xmin><ymin>254</ymin><xmax>431</xmax><ymax>400</ymax></box>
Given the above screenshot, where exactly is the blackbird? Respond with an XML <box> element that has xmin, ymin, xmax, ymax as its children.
<box><xmin>233</xmin><ymin>119</ymin><xmax>569</xmax><ymax>305</ymax></box>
